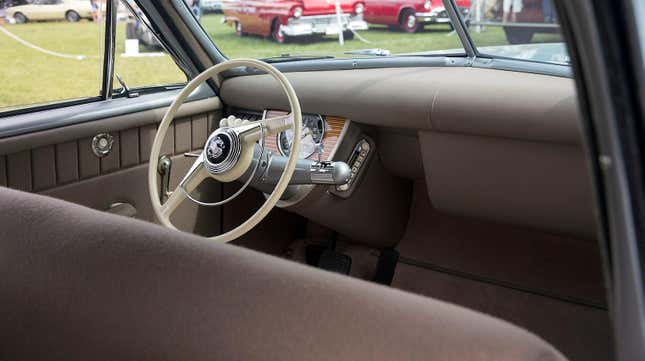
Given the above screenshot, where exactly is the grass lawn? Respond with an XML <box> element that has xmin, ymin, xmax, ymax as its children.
<box><xmin>201</xmin><ymin>15</ymin><xmax>464</xmax><ymax>59</ymax></box>
<box><xmin>0</xmin><ymin>20</ymin><xmax>185</xmax><ymax>111</ymax></box>
<box><xmin>0</xmin><ymin>14</ymin><xmax>558</xmax><ymax>111</ymax></box>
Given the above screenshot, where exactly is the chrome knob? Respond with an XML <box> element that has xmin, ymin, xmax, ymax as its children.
<box><xmin>91</xmin><ymin>133</ymin><xmax>114</xmax><ymax>158</ymax></box>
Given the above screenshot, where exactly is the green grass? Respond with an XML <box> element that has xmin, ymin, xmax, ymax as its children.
<box><xmin>202</xmin><ymin>15</ymin><xmax>464</xmax><ymax>59</ymax></box>
<box><xmin>0</xmin><ymin>20</ymin><xmax>185</xmax><ymax>110</ymax></box>
<box><xmin>1</xmin><ymin>14</ymin><xmax>558</xmax><ymax>111</ymax></box>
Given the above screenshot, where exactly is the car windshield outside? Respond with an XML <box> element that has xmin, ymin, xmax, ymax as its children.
<box><xmin>196</xmin><ymin>0</ymin><xmax>568</xmax><ymax>64</ymax></box>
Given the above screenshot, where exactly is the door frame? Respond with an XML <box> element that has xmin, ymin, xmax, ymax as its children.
<box><xmin>556</xmin><ymin>0</ymin><xmax>645</xmax><ymax>359</ymax></box>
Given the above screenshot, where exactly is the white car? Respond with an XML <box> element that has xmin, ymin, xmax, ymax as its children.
<box><xmin>200</xmin><ymin>0</ymin><xmax>222</xmax><ymax>13</ymax></box>
<box><xmin>7</xmin><ymin>0</ymin><xmax>94</xmax><ymax>23</ymax></box>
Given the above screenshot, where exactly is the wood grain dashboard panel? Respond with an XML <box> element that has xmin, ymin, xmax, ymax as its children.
<box><xmin>232</xmin><ymin>109</ymin><xmax>348</xmax><ymax>161</ymax></box>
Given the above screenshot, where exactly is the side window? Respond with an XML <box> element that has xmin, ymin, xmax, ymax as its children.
<box><xmin>113</xmin><ymin>1</ymin><xmax>186</xmax><ymax>91</ymax></box>
<box><xmin>0</xmin><ymin>0</ymin><xmax>105</xmax><ymax>112</ymax></box>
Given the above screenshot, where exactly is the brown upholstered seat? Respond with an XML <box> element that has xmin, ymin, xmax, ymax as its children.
<box><xmin>0</xmin><ymin>187</ymin><xmax>566</xmax><ymax>361</ymax></box>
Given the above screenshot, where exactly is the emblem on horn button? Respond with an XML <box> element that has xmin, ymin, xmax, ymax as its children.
<box><xmin>203</xmin><ymin>129</ymin><xmax>241</xmax><ymax>175</ymax></box>
<box><xmin>206</xmin><ymin>134</ymin><xmax>230</xmax><ymax>164</ymax></box>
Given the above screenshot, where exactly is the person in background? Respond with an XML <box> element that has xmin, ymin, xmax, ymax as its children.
<box><xmin>542</xmin><ymin>0</ymin><xmax>556</xmax><ymax>23</ymax></box>
<box><xmin>90</xmin><ymin>0</ymin><xmax>99</xmax><ymax>22</ymax></box>
<box><xmin>502</xmin><ymin>0</ymin><xmax>522</xmax><ymax>23</ymax></box>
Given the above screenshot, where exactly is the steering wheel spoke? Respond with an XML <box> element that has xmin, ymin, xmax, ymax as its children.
<box><xmin>260</xmin><ymin>113</ymin><xmax>293</xmax><ymax>135</ymax></box>
<box><xmin>222</xmin><ymin>113</ymin><xmax>294</xmax><ymax>145</ymax></box>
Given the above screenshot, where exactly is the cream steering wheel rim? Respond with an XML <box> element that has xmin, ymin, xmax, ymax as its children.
<box><xmin>148</xmin><ymin>58</ymin><xmax>302</xmax><ymax>243</ymax></box>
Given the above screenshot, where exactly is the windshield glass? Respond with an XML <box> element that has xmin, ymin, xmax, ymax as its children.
<box><xmin>463</xmin><ymin>0</ymin><xmax>569</xmax><ymax>64</ymax></box>
<box><xmin>197</xmin><ymin>0</ymin><xmax>466</xmax><ymax>59</ymax></box>
<box><xmin>195</xmin><ymin>0</ymin><xmax>568</xmax><ymax>65</ymax></box>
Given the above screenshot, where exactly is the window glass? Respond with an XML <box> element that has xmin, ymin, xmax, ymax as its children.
<box><xmin>0</xmin><ymin>0</ymin><xmax>105</xmax><ymax>112</ymax></box>
<box><xmin>113</xmin><ymin>1</ymin><xmax>186</xmax><ymax>90</ymax></box>
<box><xmin>199</xmin><ymin>0</ymin><xmax>465</xmax><ymax>60</ymax></box>
<box><xmin>463</xmin><ymin>0</ymin><xmax>569</xmax><ymax>64</ymax></box>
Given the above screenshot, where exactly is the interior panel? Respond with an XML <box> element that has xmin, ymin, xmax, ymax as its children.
<box><xmin>420</xmin><ymin>131</ymin><xmax>597</xmax><ymax>240</ymax></box>
<box><xmin>0</xmin><ymin>98</ymin><xmax>224</xmax><ymax>235</ymax></box>
<box><xmin>286</xmin><ymin>123</ymin><xmax>412</xmax><ymax>248</ymax></box>
<box><xmin>0</xmin><ymin>112</ymin><xmax>218</xmax><ymax>193</ymax></box>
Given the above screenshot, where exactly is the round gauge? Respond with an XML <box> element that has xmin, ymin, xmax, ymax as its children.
<box><xmin>278</xmin><ymin>114</ymin><xmax>325</xmax><ymax>158</ymax></box>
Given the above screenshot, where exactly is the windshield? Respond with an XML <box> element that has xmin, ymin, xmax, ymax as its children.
<box><xmin>194</xmin><ymin>0</ymin><xmax>567</xmax><ymax>65</ymax></box>
<box><xmin>198</xmin><ymin>0</ymin><xmax>465</xmax><ymax>59</ymax></box>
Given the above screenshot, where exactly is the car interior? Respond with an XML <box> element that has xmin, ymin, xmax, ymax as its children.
<box><xmin>0</xmin><ymin>0</ymin><xmax>624</xmax><ymax>360</ymax></box>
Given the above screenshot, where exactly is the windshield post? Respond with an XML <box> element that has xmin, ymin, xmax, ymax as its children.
<box><xmin>443</xmin><ymin>0</ymin><xmax>477</xmax><ymax>58</ymax></box>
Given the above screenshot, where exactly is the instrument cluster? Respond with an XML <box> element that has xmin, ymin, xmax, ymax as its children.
<box><xmin>276</xmin><ymin>113</ymin><xmax>326</xmax><ymax>159</ymax></box>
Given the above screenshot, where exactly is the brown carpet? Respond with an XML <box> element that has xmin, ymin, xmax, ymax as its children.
<box><xmin>393</xmin><ymin>263</ymin><xmax>612</xmax><ymax>361</ymax></box>
<box><xmin>392</xmin><ymin>181</ymin><xmax>613</xmax><ymax>361</ymax></box>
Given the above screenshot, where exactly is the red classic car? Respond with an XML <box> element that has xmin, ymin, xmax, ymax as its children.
<box><xmin>363</xmin><ymin>0</ymin><xmax>470</xmax><ymax>32</ymax></box>
<box><xmin>222</xmin><ymin>0</ymin><xmax>368</xmax><ymax>43</ymax></box>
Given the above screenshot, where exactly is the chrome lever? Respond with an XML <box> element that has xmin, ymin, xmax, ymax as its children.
<box><xmin>157</xmin><ymin>155</ymin><xmax>172</xmax><ymax>203</ymax></box>
<box><xmin>315</xmin><ymin>142</ymin><xmax>324</xmax><ymax>163</ymax></box>
<box><xmin>184</xmin><ymin>151</ymin><xmax>201</xmax><ymax>158</ymax></box>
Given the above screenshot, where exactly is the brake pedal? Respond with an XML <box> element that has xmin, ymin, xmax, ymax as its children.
<box><xmin>317</xmin><ymin>249</ymin><xmax>352</xmax><ymax>275</ymax></box>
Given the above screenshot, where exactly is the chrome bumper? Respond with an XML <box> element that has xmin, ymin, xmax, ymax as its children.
<box><xmin>281</xmin><ymin>14</ymin><xmax>368</xmax><ymax>36</ymax></box>
<box><xmin>416</xmin><ymin>7</ymin><xmax>469</xmax><ymax>24</ymax></box>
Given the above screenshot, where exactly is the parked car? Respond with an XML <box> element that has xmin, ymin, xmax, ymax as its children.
<box><xmin>222</xmin><ymin>0</ymin><xmax>368</xmax><ymax>43</ymax></box>
<box><xmin>501</xmin><ymin>0</ymin><xmax>559</xmax><ymax>44</ymax></box>
<box><xmin>201</xmin><ymin>0</ymin><xmax>223</xmax><ymax>13</ymax></box>
<box><xmin>363</xmin><ymin>0</ymin><xmax>470</xmax><ymax>32</ymax></box>
<box><xmin>6</xmin><ymin>0</ymin><xmax>93</xmax><ymax>23</ymax></box>
<box><xmin>468</xmin><ymin>0</ymin><xmax>559</xmax><ymax>44</ymax></box>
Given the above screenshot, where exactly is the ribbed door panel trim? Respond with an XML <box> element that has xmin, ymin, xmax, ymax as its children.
<box><xmin>0</xmin><ymin>112</ymin><xmax>218</xmax><ymax>193</ymax></box>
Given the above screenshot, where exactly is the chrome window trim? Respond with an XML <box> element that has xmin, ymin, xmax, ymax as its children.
<box><xmin>101</xmin><ymin>0</ymin><xmax>117</xmax><ymax>100</ymax></box>
<box><xmin>443</xmin><ymin>0</ymin><xmax>476</xmax><ymax>58</ymax></box>
<box><xmin>120</xmin><ymin>0</ymin><xmax>192</xmax><ymax>80</ymax></box>
<box><xmin>168</xmin><ymin>0</ymin><xmax>227</xmax><ymax>64</ymax></box>
<box><xmin>220</xmin><ymin>56</ymin><xmax>571</xmax><ymax>79</ymax></box>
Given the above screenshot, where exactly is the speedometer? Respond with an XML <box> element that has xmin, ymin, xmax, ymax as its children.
<box><xmin>277</xmin><ymin>114</ymin><xmax>325</xmax><ymax>159</ymax></box>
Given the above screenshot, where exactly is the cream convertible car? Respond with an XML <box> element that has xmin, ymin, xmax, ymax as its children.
<box><xmin>6</xmin><ymin>0</ymin><xmax>93</xmax><ymax>23</ymax></box>
<box><xmin>0</xmin><ymin>1</ymin><xmax>643</xmax><ymax>361</ymax></box>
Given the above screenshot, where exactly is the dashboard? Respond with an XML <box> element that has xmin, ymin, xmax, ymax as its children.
<box><xmin>219</xmin><ymin>66</ymin><xmax>596</xmax><ymax>245</ymax></box>
<box><xmin>226</xmin><ymin>108</ymin><xmax>377</xmax><ymax>202</ymax></box>
<box><xmin>224</xmin><ymin>107</ymin><xmax>412</xmax><ymax>246</ymax></box>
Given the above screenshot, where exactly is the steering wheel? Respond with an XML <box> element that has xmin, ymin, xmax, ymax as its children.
<box><xmin>148</xmin><ymin>59</ymin><xmax>302</xmax><ymax>243</ymax></box>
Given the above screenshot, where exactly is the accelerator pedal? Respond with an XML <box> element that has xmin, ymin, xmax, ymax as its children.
<box><xmin>306</xmin><ymin>244</ymin><xmax>352</xmax><ymax>275</ymax></box>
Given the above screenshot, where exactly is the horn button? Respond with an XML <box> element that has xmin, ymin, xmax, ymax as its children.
<box><xmin>203</xmin><ymin>129</ymin><xmax>242</xmax><ymax>174</ymax></box>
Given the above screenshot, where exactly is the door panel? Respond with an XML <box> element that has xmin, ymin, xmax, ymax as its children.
<box><xmin>0</xmin><ymin>97</ymin><xmax>224</xmax><ymax>235</ymax></box>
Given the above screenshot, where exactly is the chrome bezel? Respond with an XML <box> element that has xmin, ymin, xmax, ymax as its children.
<box><xmin>203</xmin><ymin>129</ymin><xmax>241</xmax><ymax>174</ymax></box>
<box><xmin>91</xmin><ymin>133</ymin><xmax>114</xmax><ymax>158</ymax></box>
<box><xmin>277</xmin><ymin>114</ymin><xmax>325</xmax><ymax>158</ymax></box>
